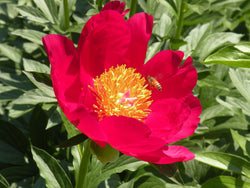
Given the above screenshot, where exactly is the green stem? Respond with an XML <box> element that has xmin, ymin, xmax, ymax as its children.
<box><xmin>97</xmin><ymin>0</ymin><xmax>103</xmax><ymax>11</ymax></box>
<box><xmin>75</xmin><ymin>140</ymin><xmax>91</xmax><ymax>188</ymax></box>
<box><xmin>129</xmin><ymin>0</ymin><xmax>137</xmax><ymax>18</ymax></box>
<box><xmin>63</xmin><ymin>0</ymin><xmax>70</xmax><ymax>30</ymax></box>
<box><xmin>175</xmin><ymin>0</ymin><xmax>186</xmax><ymax>39</ymax></box>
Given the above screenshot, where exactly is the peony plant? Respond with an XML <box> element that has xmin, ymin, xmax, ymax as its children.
<box><xmin>42</xmin><ymin>1</ymin><xmax>202</xmax><ymax>164</ymax></box>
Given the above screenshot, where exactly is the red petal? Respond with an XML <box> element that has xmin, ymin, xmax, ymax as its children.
<box><xmin>143</xmin><ymin>52</ymin><xmax>197</xmax><ymax>100</ymax></box>
<box><xmin>143</xmin><ymin>50</ymin><xmax>183</xmax><ymax>80</ymax></box>
<box><xmin>134</xmin><ymin>145</ymin><xmax>195</xmax><ymax>164</ymax></box>
<box><xmin>99</xmin><ymin>116</ymin><xmax>166</xmax><ymax>154</ymax></box>
<box><xmin>125</xmin><ymin>13</ymin><xmax>153</xmax><ymax>72</ymax></box>
<box><xmin>77</xmin><ymin>10</ymin><xmax>130</xmax><ymax>78</ymax></box>
<box><xmin>42</xmin><ymin>35</ymin><xmax>106</xmax><ymax>143</ymax></box>
<box><xmin>42</xmin><ymin>34</ymin><xmax>82</xmax><ymax>105</ymax></box>
<box><xmin>166</xmin><ymin>94</ymin><xmax>202</xmax><ymax>143</ymax></box>
<box><xmin>101</xmin><ymin>1</ymin><xmax>127</xmax><ymax>16</ymax></box>
<box><xmin>146</xmin><ymin>98</ymin><xmax>190</xmax><ymax>143</ymax></box>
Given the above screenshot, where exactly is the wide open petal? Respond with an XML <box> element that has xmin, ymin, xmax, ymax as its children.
<box><xmin>145</xmin><ymin>98</ymin><xmax>190</xmax><ymax>143</ymax></box>
<box><xmin>101</xmin><ymin>0</ymin><xmax>129</xmax><ymax>16</ymax></box>
<box><xmin>99</xmin><ymin>116</ymin><xmax>166</xmax><ymax>154</ymax></box>
<box><xmin>148</xmin><ymin>55</ymin><xmax>197</xmax><ymax>100</ymax></box>
<box><xmin>166</xmin><ymin>94</ymin><xmax>201</xmax><ymax>144</ymax></box>
<box><xmin>77</xmin><ymin>10</ymin><xmax>131</xmax><ymax>78</ymax></box>
<box><xmin>42</xmin><ymin>35</ymin><xmax>106</xmax><ymax>143</ymax></box>
<box><xmin>125</xmin><ymin>13</ymin><xmax>153</xmax><ymax>72</ymax></box>
<box><xmin>134</xmin><ymin>145</ymin><xmax>195</xmax><ymax>164</ymax></box>
<box><xmin>143</xmin><ymin>50</ymin><xmax>183</xmax><ymax>81</ymax></box>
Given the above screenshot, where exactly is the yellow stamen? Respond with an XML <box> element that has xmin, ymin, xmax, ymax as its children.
<box><xmin>89</xmin><ymin>65</ymin><xmax>152</xmax><ymax>121</ymax></box>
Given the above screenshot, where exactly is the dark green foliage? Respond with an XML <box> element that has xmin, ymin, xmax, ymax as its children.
<box><xmin>0</xmin><ymin>0</ymin><xmax>249</xmax><ymax>187</ymax></box>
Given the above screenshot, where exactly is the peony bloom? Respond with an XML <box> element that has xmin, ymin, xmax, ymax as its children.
<box><xmin>42</xmin><ymin>1</ymin><xmax>201</xmax><ymax>164</ymax></box>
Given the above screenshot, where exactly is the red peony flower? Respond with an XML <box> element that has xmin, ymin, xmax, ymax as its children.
<box><xmin>42</xmin><ymin>1</ymin><xmax>202</xmax><ymax>164</ymax></box>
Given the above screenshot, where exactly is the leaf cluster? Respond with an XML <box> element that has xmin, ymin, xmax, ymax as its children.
<box><xmin>0</xmin><ymin>0</ymin><xmax>249</xmax><ymax>187</ymax></box>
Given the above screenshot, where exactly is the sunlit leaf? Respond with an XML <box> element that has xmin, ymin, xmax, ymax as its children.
<box><xmin>231</xmin><ymin>129</ymin><xmax>250</xmax><ymax>158</ymax></box>
<box><xmin>201</xmin><ymin>175</ymin><xmax>250</xmax><ymax>188</ymax></box>
<box><xmin>23</xmin><ymin>58</ymin><xmax>50</xmax><ymax>74</ymax></box>
<box><xmin>0</xmin><ymin>174</ymin><xmax>9</xmax><ymax>188</ymax></box>
<box><xmin>195</xmin><ymin>152</ymin><xmax>250</xmax><ymax>178</ymax></box>
<box><xmin>229</xmin><ymin>68</ymin><xmax>250</xmax><ymax>102</ymax></box>
<box><xmin>12</xmin><ymin>29</ymin><xmax>46</xmax><ymax>45</ymax></box>
<box><xmin>17</xmin><ymin>6</ymin><xmax>48</xmax><ymax>23</ymax></box>
<box><xmin>23</xmin><ymin>71</ymin><xmax>55</xmax><ymax>97</ymax></box>
<box><xmin>31</xmin><ymin>146</ymin><xmax>73</xmax><ymax>188</ymax></box>
<box><xmin>33</xmin><ymin>0</ymin><xmax>58</xmax><ymax>24</ymax></box>
<box><xmin>203</xmin><ymin>46</ymin><xmax>250</xmax><ymax>68</ymax></box>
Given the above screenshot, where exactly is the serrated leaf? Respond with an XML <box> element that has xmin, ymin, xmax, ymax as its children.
<box><xmin>203</xmin><ymin>46</ymin><xmax>250</xmax><ymax>68</ymax></box>
<box><xmin>231</xmin><ymin>129</ymin><xmax>250</xmax><ymax>158</ymax></box>
<box><xmin>195</xmin><ymin>152</ymin><xmax>250</xmax><ymax>178</ymax></box>
<box><xmin>0</xmin><ymin>174</ymin><xmax>9</xmax><ymax>188</ymax></box>
<box><xmin>31</xmin><ymin>146</ymin><xmax>73</xmax><ymax>188</ymax></box>
<box><xmin>12</xmin><ymin>29</ymin><xmax>46</xmax><ymax>45</ymax></box>
<box><xmin>17</xmin><ymin>5</ymin><xmax>48</xmax><ymax>23</ymax></box>
<box><xmin>201</xmin><ymin>175</ymin><xmax>250</xmax><ymax>188</ymax></box>
<box><xmin>23</xmin><ymin>58</ymin><xmax>50</xmax><ymax>74</ymax></box>
<box><xmin>23</xmin><ymin>71</ymin><xmax>55</xmax><ymax>97</ymax></box>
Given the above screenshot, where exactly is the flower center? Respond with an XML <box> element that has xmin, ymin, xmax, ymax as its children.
<box><xmin>90</xmin><ymin>65</ymin><xmax>152</xmax><ymax>121</ymax></box>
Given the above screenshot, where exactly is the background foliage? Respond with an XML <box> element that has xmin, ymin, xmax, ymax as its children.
<box><xmin>0</xmin><ymin>0</ymin><xmax>249</xmax><ymax>187</ymax></box>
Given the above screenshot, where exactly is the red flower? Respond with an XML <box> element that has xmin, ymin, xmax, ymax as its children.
<box><xmin>42</xmin><ymin>1</ymin><xmax>201</xmax><ymax>164</ymax></box>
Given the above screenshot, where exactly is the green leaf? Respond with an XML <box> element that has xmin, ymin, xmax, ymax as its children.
<box><xmin>201</xmin><ymin>175</ymin><xmax>250</xmax><ymax>188</ymax></box>
<box><xmin>17</xmin><ymin>5</ymin><xmax>48</xmax><ymax>23</ymax></box>
<box><xmin>200</xmin><ymin>104</ymin><xmax>233</xmax><ymax>123</ymax></box>
<box><xmin>231</xmin><ymin>129</ymin><xmax>250</xmax><ymax>158</ymax></box>
<box><xmin>0</xmin><ymin>43</ymin><xmax>22</xmax><ymax>63</ymax></box>
<box><xmin>30</xmin><ymin>105</ymin><xmax>48</xmax><ymax>149</ymax></box>
<box><xmin>195</xmin><ymin>152</ymin><xmax>250</xmax><ymax>178</ymax></box>
<box><xmin>23</xmin><ymin>71</ymin><xmax>55</xmax><ymax>97</ymax></box>
<box><xmin>60</xmin><ymin>110</ymin><xmax>81</xmax><ymax>138</ymax></box>
<box><xmin>87</xmin><ymin>155</ymin><xmax>147</xmax><ymax>187</ymax></box>
<box><xmin>153</xmin><ymin>13</ymin><xmax>175</xmax><ymax>39</ymax></box>
<box><xmin>0</xmin><ymin>85</ymin><xmax>23</xmax><ymax>102</ymax></box>
<box><xmin>197</xmin><ymin>74</ymin><xmax>230</xmax><ymax>91</ymax></box>
<box><xmin>8</xmin><ymin>89</ymin><xmax>57</xmax><ymax>105</ymax></box>
<box><xmin>193</xmin><ymin>32</ymin><xmax>242</xmax><ymax>60</ymax></box>
<box><xmin>31</xmin><ymin>146</ymin><xmax>73</xmax><ymax>188</ymax></box>
<box><xmin>0</xmin><ymin>174</ymin><xmax>9</xmax><ymax>188</ymax></box>
<box><xmin>145</xmin><ymin>42</ymin><xmax>164</xmax><ymax>62</ymax></box>
<box><xmin>0</xmin><ymin>140</ymin><xmax>26</xmax><ymax>165</ymax></box>
<box><xmin>58</xmin><ymin>0</ymin><xmax>76</xmax><ymax>31</ymax></box>
<box><xmin>57</xmin><ymin>134</ymin><xmax>87</xmax><ymax>148</ymax></box>
<box><xmin>203</xmin><ymin>46</ymin><xmax>250</xmax><ymax>68</ymax></box>
<box><xmin>90</xmin><ymin>140</ymin><xmax>119</xmax><ymax>164</ymax></box>
<box><xmin>23</xmin><ymin>58</ymin><xmax>50</xmax><ymax>74</ymax></box>
<box><xmin>0</xmin><ymin>119</ymin><xmax>30</xmax><ymax>154</ymax></box>
<box><xmin>12</xmin><ymin>29</ymin><xmax>46</xmax><ymax>45</ymax></box>
<box><xmin>33</xmin><ymin>0</ymin><xmax>58</xmax><ymax>24</ymax></box>
<box><xmin>229</xmin><ymin>68</ymin><xmax>250</xmax><ymax>102</ymax></box>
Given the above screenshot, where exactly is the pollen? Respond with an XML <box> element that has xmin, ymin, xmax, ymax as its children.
<box><xmin>90</xmin><ymin>65</ymin><xmax>153</xmax><ymax>121</ymax></box>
